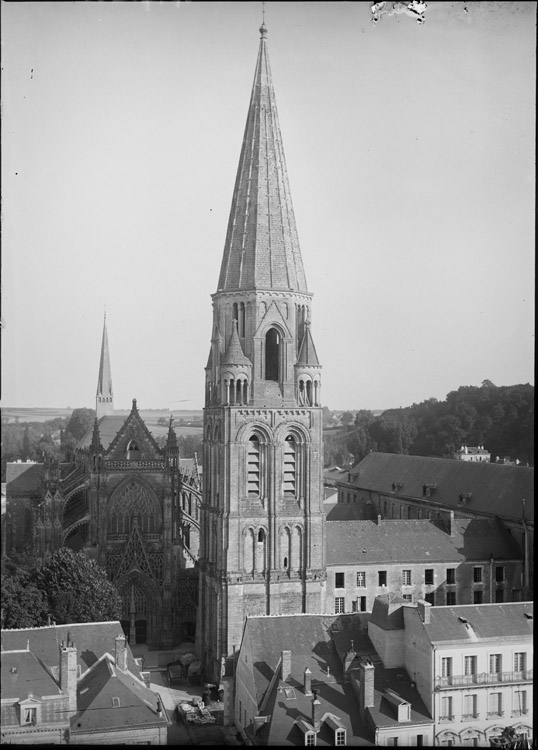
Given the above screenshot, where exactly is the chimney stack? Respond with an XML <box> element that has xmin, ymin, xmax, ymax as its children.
<box><xmin>281</xmin><ymin>650</ymin><xmax>292</xmax><ymax>682</ymax></box>
<box><xmin>377</xmin><ymin>514</ymin><xmax>382</xmax><ymax>525</ymax></box>
<box><xmin>358</xmin><ymin>659</ymin><xmax>375</xmax><ymax>718</ymax></box>
<box><xmin>448</xmin><ymin>510</ymin><xmax>455</xmax><ymax>536</ymax></box>
<box><xmin>311</xmin><ymin>690</ymin><xmax>322</xmax><ymax>730</ymax></box>
<box><xmin>304</xmin><ymin>667</ymin><xmax>312</xmax><ymax>696</ymax></box>
<box><xmin>115</xmin><ymin>634</ymin><xmax>128</xmax><ymax>672</ymax></box>
<box><xmin>59</xmin><ymin>640</ymin><xmax>78</xmax><ymax>714</ymax></box>
<box><xmin>417</xmin><ymin>599</ymin><xmax>432</xmax><ymax>624</ymax></box>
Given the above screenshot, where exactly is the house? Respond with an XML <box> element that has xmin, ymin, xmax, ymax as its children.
<box><xmin>454</xmin><ymin>445</ymin><xmax>491</xmax><ymax>463</ymax></box>
<box><xmin>325</xmin><ymin>516</ymin><xmax>523</xmax><ymax>612</ymax></box>
<box><xmin>327</xmin><ymin>453</ymin><xmax>533</xmax><ymax>598</ymax></box>
<box><xmin>234</xmin><ymin>612</ymin><xmax>434</xmax><ymax>746</ymax></box>
<box><xmin>368</xmin><ymin>596</ymin><xmax>533</xmax><ymax>747</ymax></box>
<box><xmin>0</xmin><ymin>620</ymin><xmax>170</xmax><ymax>744</ymax></box>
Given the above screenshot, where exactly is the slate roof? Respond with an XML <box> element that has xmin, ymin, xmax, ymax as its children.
<box><xmin>1</xmin><ymin>649</ymin><xmax>62</xmax><ymax>700</ymax></box>
<box><xmin>221</xmin><ymin>323</ymin><xmax>252</xmax><ymax>366</ymax></box>
<box><xmin>325</xmin><ymin>517</ymin><xmax>522</xmax><ymax>565</ymax></box>
<box><xmin>347</xmin><ymin>453</ymin><xmax>533</xmax><ymax>523</ymax></box>
<box><xmin>1</xmin><ymin>621</ymin><xmax>141</xmax><ymax>677</ymax></box>
<box><xmin>369</xmin><ymin>593</ymin><xmax>408</xmax><ymax>631</ymax></box>
<box><xmin>217</xmin><ymin>24</ymin><xmax>308</xmax><ymax>294</ymax></box>
<box><xmin>242</xmin><ymin>612</ymin><xmax>431</xmax><ymax>746</ymax></box>
<box><xmin>78</xmin><ymin>415</ymin><xmax>127</xmax><ymax>450</ymax></box>
<box><xmin>72</xmin><ymin>652</ymin><xmax>169</xmax><ymax>734</ymax></box>
<box><xmin>96</xmin><ymin>315</ymin><xmax>113</xmax><ymax>400</ymax></box>
<box><xmin>422</xmin><ymin>602</ymin><xmax>534</xmax><ymax>644</ymax></box>
<box><xmin>6</xmin><ymin>462</ymin><xmax>43</xmax><ymax>495</ymax></box>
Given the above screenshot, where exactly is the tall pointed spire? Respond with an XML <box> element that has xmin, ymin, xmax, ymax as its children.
<box><xmin>217</xmin><ymin>23</ymin><xmax>308</xmax><ymax>293</ymax></box>
<box><xmin>96</xmin><ymin>313</ymin><xmax>114</xmax><ymax>418</ymax></box>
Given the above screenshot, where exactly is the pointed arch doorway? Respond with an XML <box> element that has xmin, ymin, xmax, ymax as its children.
<box><xmin>119</xmin><ymin>580</ymin><xmax>149</xmax><ymax>646</ymax></box>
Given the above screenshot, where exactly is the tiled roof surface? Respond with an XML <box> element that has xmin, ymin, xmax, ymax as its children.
<box><xmin>347</xmin><ymin>453</ymin><xmax>533</xmax><ymax>523</ymax></box>
<box><xmin>1</xmin><ymin>650</ymin><xmax>61</xmax><ymax>700</ymax></box>
<box><xmin>369</xmin><ymin>593</ymin><xmax>408</xmax><ymax>631</ymax></box>
<box><xmin>325</xmin><ymin>517</ymin><xmax>522</xmax><ymax>565</ymax></box>
<box><xmin>78</xmin><ymin>416</ymin><xmax>127</xmax><ymax>450</ymax></box>
<box><xmin>423</xmin><ymin>602</ymin><xmax>533</xmax><ymax>643</ymax></box>
<box><xmin>6</xmin><ymin>463</ymin><xmax>43</xmax><ymax>495</ymax></box>
<box><xmin>1</xmin><ymin>621</ymin><xmax>141</xmax><ymax>677</ymax></box>
<box><xmin>217</xmin><ymin>26</ymin><xmax>308</xmax><ymax>294</ymax></box>
<box><xmin>244</xmin><ymin>613</ymin><xmax>431</xmax><ymax>746</ymax></box>
<box><xmin>72</xmin><ymin>653</ymin><xmax>169</xmax><ymax>733</ymax></box>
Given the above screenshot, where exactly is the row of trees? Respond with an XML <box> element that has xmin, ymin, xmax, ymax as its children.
<box><xmin>323</xmin><ymin>381</ymin><xmax>534</xmax><ymax>468</ymax></box>
<box><xmin>1</xmin><ymin>548</ymin><xmax>122</xmax><ymax>629</ymax></box>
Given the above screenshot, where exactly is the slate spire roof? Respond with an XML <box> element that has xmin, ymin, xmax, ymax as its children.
<box><xmin>297</xmin><ymin>320</ymin><xmax>320</xmax><ymax>366</ymax></box>
<box><xmin>217</xmin><ymin>23</ymin><xmax>308</xmax><ymax>294</ymax></box>
<box><xmin>222</xmin><ymin>321</ymin><xmax>252</xmax><ymax>366</ymax></box>
<box><xmin>96</xmin><ymin>313</ymin><xmax>113</xmax><ymax>407</ymax></box>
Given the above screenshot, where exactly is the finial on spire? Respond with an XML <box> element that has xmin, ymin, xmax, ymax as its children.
<box><xmin>260</xmin><ymin>1</ymin><xmax>267</xmax><ymax>38</ymax></box>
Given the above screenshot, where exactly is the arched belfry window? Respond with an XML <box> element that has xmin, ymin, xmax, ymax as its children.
<box><xmin>283</xmin><ymin>436</ymin><xmax>297</xmax><ymax>496</ymax></box>
<box><xmin>127</xmin><ymin>440</ymin><xmax>140</xmax><ymax>461</ymax></box>
<box><xmin>247</xmin><ymin>435</ymin><xmax>260</xmax><ymax>497</ymax></box>
<box><xmin>265</xmin><ymin>328</ymin><xmax>280</xmax><ymax>381</ymax></box>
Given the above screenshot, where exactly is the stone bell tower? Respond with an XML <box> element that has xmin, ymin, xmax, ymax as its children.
<box><xmin>197</xmin><ymin>22</ymin><xmax>326</xmax><ymax>681</ymax></box>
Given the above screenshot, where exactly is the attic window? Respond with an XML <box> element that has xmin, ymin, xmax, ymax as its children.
<box><xmin>392</xmin><ymin>482</ymin><xmax>403</xmax><ymax>492</ymax></box>
<box><xmin>459</xmin><ymin>492</ymin><xmax>472</xmax><ymax>505</ymax></box>
<box><xmin>112</xmin><ymin>697</ymin><xmax>120</xmax><ymax>707</ymax></box>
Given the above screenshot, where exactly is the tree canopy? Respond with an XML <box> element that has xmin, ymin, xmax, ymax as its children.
<box><xmin>322</xmin><ymin>382</ymin><xmax>534</xmax><ymax>468</ymax></box>
<box><xmin>1</xmin><ymin>549</ymin><xmax>122</xmax><ymax>629</ymax></box>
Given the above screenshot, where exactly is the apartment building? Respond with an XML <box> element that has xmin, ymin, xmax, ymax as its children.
<box><xmin>325</xmin><ymin>516</ymin><xmax>522</xmax><ymax>613</ymax></box>
<box><xmin>369</xmin><ymin>596</ymin><xmax>533</xmax><ymax>747</ymax></box>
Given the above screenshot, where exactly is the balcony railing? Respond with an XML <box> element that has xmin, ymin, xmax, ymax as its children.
<box><xmin>439</xmin><ymin>715</ymin><xmax>455</xmax><ymax>723</ymax></box>
<box><xmin>487</xmin><ymin>711</ymin><xmax>504</xmax><ymax>718</ymax></box>
<box><xmin>435</xmin><ymin>670</ymin><xmax>532</xmax><ymax>689</ymax></box>
<box><xmin>461</xmin><ymin>713</ymin><xmax>479</xmax><ymax>721</ymax></box>
<box><xmin>511</xmin><ymin>709</ymin><xmax>529</xmax><ymax>717</ymax></box>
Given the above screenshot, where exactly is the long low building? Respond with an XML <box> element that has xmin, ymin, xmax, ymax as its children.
<box><xmin>325</xmin><ymin>453</ymin><xmax>534</xmax><ymax>598</ymax></box>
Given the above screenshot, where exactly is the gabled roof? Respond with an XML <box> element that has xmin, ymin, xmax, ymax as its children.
<box><xmin>1</xmin><ymin>649</ymin><xmax>62</xmax><ymax>700</ymax></box>
<box><xmin>347</xmin><ymin>453</ymin><xmax>533</xmax><ymax>523</ymax></box>
<box><xmin>78</xmin><ymin>416</ymin><xmax>127</xmax><ymax>450</ymax></box>
<box><xmin>1</xmin><ymin>621</ymin><xmax>141</xmax><ymax>677</ymax></box>
<box><xmin>325</xmin><ymin>517</ymin><xmax>522</xmax><ymax>565</ymax></box>
<box><xmin>420</xmin><ymin>602</ymin><xmax>533</xmax><ymax>643</ymax></box>
<box><xmin>242</xmin><ymin>612</ymin><xmax>432</xmax><ymax>746</ymax></box>
<box><xmin>72</xmin><ymin>652</ymin><xmax>169</xmax><ymax>733</ymax></box>
<box><xmin>6</xmin><ymin>462</ymin><xmax>43</xmax><ymax>495</ymax></box>
<box><xmin>217</xmin><ymin>24</ymin><xmax>308</xmax><ymax>294</ymax></box>
<box><xmin>102</xmin><ymin>400</ymin><xmax>162</xmax><ymax>459</ymax></box>
<box><xmin>369</xmin><ymin>593</ymin><xmax>408</xmax><ymax>631</ymax></box>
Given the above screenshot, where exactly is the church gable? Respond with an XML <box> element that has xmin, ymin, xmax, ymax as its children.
<box><xmin>105</xmin><ymin>399</ymin><xmax>162</xmax><ymax>460</ymax></box>
<box><xmin>253</xmin><ymin>299</ymin><xmax>293</xmax><ymax>339</ymax></box>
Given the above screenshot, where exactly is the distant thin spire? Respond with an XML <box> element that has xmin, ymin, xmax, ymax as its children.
<box><xmin>96</xmin><ymin>313</ymin><xmax>114</xmax><ymax>418</ymax></box>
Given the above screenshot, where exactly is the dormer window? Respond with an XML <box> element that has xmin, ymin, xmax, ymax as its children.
<box><xmin>23</xmin><ymin>707</ymin><xmax>37</xmax><ymax>725</ymax></box>
<box><xmin>335</xmin><ymin>728</ymin><xmax>346</xmax><ymax>746</ymax></box>
<box><xmin>304</xmin><ymin>731</ymin><xmax>316</xmax><ymax>746</ymax></box>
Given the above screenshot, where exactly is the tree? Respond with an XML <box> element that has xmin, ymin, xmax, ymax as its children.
<box><xmin>340</xmin><ymin>411</ymin><xmax>354</xmax><ymax>426</ymax></box>
<box><xmin>1</xmin><ymin>571</ymin><xmax>48</xmax><ymax>629</ymax></box>
<box><xmin>36</xmin><ymin>548</ymin><xmax>122</xmax><ymax>624</ymax></box>
<box><xmin>22</xmin><ymin>426</ymin><xmax>32</xmax><ymax>460</ymax></box>
<box><xmin>65</xmin><ymin>408</ymin><xmax>96</xmax><ymax>442</ymax></box>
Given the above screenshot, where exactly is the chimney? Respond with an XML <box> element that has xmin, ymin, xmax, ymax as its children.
<box><xmin>281</xmin><ymin>650</ymin><xmax>292</xmax><ymax>682</ymax></box>
<box><xmin>344</xmin><ymin>643</ymin><xmax>357</xmax><ymax>673</ymax></box>
<box><xmin>417</xmin><ymin>599</ymin><xmax>431</xmax><ymax>624</ymax></box>
<box><xmin>448</xmin><ymin>510</ymin><xmax>455</xmax><ymax>536</ymax></box>
<box><xmin>304</xmin><ymin>667</ymin><xmax>312</xmax><ymax>696</ymax></box>
<box><xmin>59</xmin><ymin>640</ymin><xmax>78</xmax><ymax>714</ymax></box>
<box><xmin>311</xmin><ymin>690</ymin><xmax>322</xmax><ymax>730</ymax></box>
<box><xmin>377</xmin><ymin>514</ymin><xmax>382</xmax><ymax>525</ymax></box>
<box><xmin>115</xmin><ymin>634</ymin><xmax>128</xmax><ymax>672</ymax></box>
<box><xmin>358</xmin><ymin>659</ymin><xmax>375</xmax><ymax>718</ymax></box>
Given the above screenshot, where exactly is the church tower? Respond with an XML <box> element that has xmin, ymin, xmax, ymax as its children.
<box><xmin>96</xmin><ymin>313</ymin><xmax>114</xmax><ymax>418</ymax></box>
<box><xmin>198</xmin><ymin>23</ymin><xmax>326</xmax><ymax>680</ymax></box>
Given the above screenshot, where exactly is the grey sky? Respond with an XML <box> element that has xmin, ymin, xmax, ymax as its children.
<box><xmin>1</xmin><ymin>1</ymin><xmax>535</xmax><ymax>412</ymax></box>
